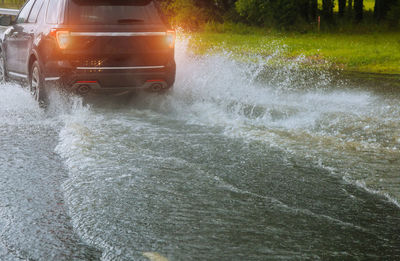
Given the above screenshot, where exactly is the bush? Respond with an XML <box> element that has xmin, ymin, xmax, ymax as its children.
<box><xmin>204</xmin><ymin>21</ymin><xmax>267</xmax><ymax>34</ymax></box>
<box><xmin>235</xmin><ymin>0</ymin><xmax>314</xmax><ymax>30</ymax></box>
<box><xmin>160</xmin><ymin>0</ymin><xmax>209</xmax><ymax>31</ymax></box>
<box><xmin>387</xmin><ymin>2</ymin><xmax>400</xmax><ymax>28</ymax></box>
<box><xmin>235</xmin><ymin>0</ymin><xmax>273</xmax><ymax>26</ymax></box>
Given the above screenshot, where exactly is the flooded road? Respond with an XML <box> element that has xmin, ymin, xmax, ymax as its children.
<box><xmin>0</xmin><ymin>40</ymin><xmax>400</xmax><ymax>260</ymax></box>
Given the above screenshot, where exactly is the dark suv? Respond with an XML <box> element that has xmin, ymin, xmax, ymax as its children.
<box><xmin>0</xmin><ymin>0</ymin><xmax>176</xmax><ymax>104</ymax></box>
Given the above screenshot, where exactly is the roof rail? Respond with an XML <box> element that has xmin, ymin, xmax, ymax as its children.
<box><xmin>0</xmin><ymin>8</ymin><xmax>19</xmax><ymax>16</ymax></box>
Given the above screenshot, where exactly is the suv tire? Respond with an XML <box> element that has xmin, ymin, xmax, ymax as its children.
<box><xmin>30</xmin><ymin>61</ymin><xmax>48</xmax><ymax>107</ymax></box>
<box><xmin>0</xmin><ymin>52</ymin><xmax>7</xmax><ymax>83</ymax></box>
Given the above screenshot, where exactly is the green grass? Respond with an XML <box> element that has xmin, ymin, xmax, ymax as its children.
<box><xmin>0</xmin><ymin>0</ymin><xmax>24</xmax><ymax>9</ymax></box>
<box><xmin>188</xmin><ymin>31</ymin><xmax>400</xmax><ymax>74</ymax></box>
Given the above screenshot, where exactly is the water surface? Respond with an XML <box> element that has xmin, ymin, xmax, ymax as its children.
<box><xmin>0</xmin><ymin>40</ymin><xmax>399</xmax><ymax>260</ymax></box>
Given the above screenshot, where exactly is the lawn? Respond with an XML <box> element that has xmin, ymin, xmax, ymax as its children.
<box><xmin>189</xmin><ymin>31</ymin><xmax>400</xmax><ymax>75</ymax></box>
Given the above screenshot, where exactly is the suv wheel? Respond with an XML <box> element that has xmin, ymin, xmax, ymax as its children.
<box><xmin>0</xmin><ymin>54</ymin><xmax>6</xmax><ymax>83</ymax></box>
<box><xmin>30</xmin><ymin>61</ymin><xmax>48</xmax><ymax>107</ymax></box>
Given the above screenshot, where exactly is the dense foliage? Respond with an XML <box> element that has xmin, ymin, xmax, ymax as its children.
<box><xmin>1</xmin><ymin>0</ymin><xmax>399</xmax><ymax>31</ymax></box>
<box><xmin>158</xmin><ymin>0</ymin><xmax>400</xmax><ymax>31</ymax></box>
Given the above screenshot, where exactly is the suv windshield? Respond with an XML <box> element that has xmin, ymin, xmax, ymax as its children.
<box><xmin>69</xmin><ymin>0</ymin><xmax>163</xmax><ymax>25</ymax></box>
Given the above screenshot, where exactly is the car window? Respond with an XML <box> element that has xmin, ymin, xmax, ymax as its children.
<box><xmin>28</xmin><ymin>0</ymin><xmax>44</xmax><ymax>23</ymax></box>
<box><xmin>16</xmin><ymin>0</ymin><xmax>35</xmax><ymax>24</ymax></box>
<box><xmin>46</xmin><ymin>0</ymin><xmax>62</xmax><ymax>24</ymax></box>
<box><xmin>69</xmin><ymin>0</ymin><xmax>163</xmax><ymax>25</ymax></box>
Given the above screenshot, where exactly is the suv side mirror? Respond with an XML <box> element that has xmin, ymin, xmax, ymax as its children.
<box><xmin>0</xmin><ymin>15</ymin><xmax>12</xmax><ymax>26</ymax></box>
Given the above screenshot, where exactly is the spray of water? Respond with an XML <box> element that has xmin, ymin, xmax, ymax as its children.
<box><xmin>134</xmin><ymin>37</ymin><xmax>400</xmax><ymax>205</ymax></box>
<box><xmin>1</xmin><ymin>36</ymin><xmax>399</xmax><ymax>260</ymax></box>
<box><xmin>53</xmin><ymin>37</ymin><xmax>400</xmax><ymax>260</ymax></box>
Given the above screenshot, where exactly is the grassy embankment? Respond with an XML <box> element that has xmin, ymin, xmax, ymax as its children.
<box><xmin>189</xmin><ymin>30</ymin><xmax>400</xmax><ymax>75</ymax></box>
<box><xmin>189</xmin><ymin>0</ymin><xmax>399</xmax><ymax>75</ymax></box>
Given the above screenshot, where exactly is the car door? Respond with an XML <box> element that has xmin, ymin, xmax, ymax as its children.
<box><xmin>23</xmin><ymin>0</ymin><xmax>45</xmax><ymax>72</ymax></box>
<box><xmin>5</xmin><ymin>0</ymin><xmax>35</xmax><ymax>76</ymax></box>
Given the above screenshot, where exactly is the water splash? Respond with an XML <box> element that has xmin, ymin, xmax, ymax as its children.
<box><xmin>136</xmin><ymin>37</ymin><xmax>400</xmax><ymax>205</ymax></box>
<box><xmin>143</xmin><ymin>252</ymin><xmax>169</xmax><ymax>261</ymax></box>
<box><xmin>0</xmin><ymin>83</ymin><xmax>44</xmax><ymax>125</ymax></box>
<box><xmin>0</xmin><ymin>82</ymin><xmax>100</xmax><ymax>260</ymax></box>
<box><xmin>48</xmin><ymin>36</ymin><xmax>400</xmax><ymax>260</ymax></box>
<box><xmin>0</xmin><ymin>35</ymin><xmax>398</xmax><ymax>261</ymax></box>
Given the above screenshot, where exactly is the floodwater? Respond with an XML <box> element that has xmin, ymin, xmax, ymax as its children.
<box><xmin>0</xmin><ymin>39</ymin><xmax>399</xmax><ymax>260</ymax></box>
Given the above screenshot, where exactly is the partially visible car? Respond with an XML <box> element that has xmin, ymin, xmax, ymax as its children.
<box><xmin>0</xmin><ymin>0</ymin><xmax>176</xmax><ymax>105</ymax></box>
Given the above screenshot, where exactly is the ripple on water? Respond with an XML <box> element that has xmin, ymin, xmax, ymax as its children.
<box><xmin>1</xmin><ymin>36</ymin><xmax>399</xmax><ymax>260</ymax></box>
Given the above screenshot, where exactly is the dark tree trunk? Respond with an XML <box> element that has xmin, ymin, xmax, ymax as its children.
<box><xmin>354</xmin><ymin>0</ymin><xmax>363</xmax><ymax>22</ymax></box>
<box><xmin>322</xmin><ymin>0</ymin><xmax>334</xmax><ymax>22</ymax></box>
<box><xmin>298</xmin><ymin>0</ymin><xmax>311</xmax><ymax>22</ymax></box>
<box><xmin>348</xmin><ymin>0</ymin><xmax>353</xmax><ymax>15</ymax></box>
<box><xmin>374</xmin><ymin>0</ymin><xmax>382</xmax><ymax>19</ymax></box>
<box><xmin>310</xmin><ymin>0</ymin><xmax>318</xmax><ymax>21</ymax></box>
<box><xmin>339</xmin><ymin>0</ymin><xmax>346</xmax><ymax>16</ymax></box>
<box><xmin>374</xmin><ymin>0</ymin><xmax>397</xmax><ymax>21</ymax></box>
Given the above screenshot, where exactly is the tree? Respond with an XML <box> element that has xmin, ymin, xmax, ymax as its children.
<box><xmin>273</xmin><ymin>0</ymin><xmax>303</xmax><ymax>28</ymax></box>
<box><xmin>310</xmin><ymin>0</ymin><xmax>318</xmax><ymax>21</ymax></box>
<box><xmin>386</xmin><ymin>0</ymin><xmax>400</xmax><ymax>27</ymax></box>
<box><xmin>159</xmin><ymin>0</ymin><xmax>400</xmax><ymax>31</ymax></box>
<box><xmin>235</xmin><ymin>0</ymin><xmax>272</xmax><ymax>27</ymax></box>
<box><xmin>338</xmin><ymin>0</ymin><xmax>346</xmax><ymax>16</ymax></box>
<box><xmin>322</xmin><ymin>0</ymin><xmax>334</xmax><ymax>22</ymax></box>
<box><xmin>215</xmin><ymin>0</ymin><xmax>238</xmax><ymax>13</ymax></box>
<box><xmin>160</xmin><ymin>0</ymin><xmax>209</xmax><ymax>30</ymax></box>
<box><xmin>354</xmin><ymin>0</ymin><xmax>363</xmax><ymax>22</ymax></box>
<box><xmin>236</xmin><ymin>0</ymin><xmax>320</xmax><ymax>29</ymax></box>
<box><xmin>347</xmin><ymin>0</ymin><xmax>353</xmax><ymax>15</ymax></box>
<box><xmin>374</xmin><ymin>0</ymin><xmax>398</xmax><ymax>21</ymax></box>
